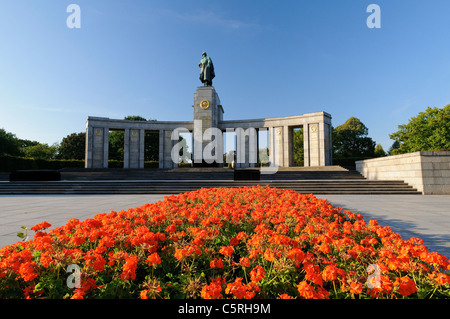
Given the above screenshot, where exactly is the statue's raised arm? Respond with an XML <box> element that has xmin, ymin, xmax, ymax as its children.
<box><xmin>199</xmin><ymin>52</ymin><xmax>215</xmax><ymax>86</ymax></box>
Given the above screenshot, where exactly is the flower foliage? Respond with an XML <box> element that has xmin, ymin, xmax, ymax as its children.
<box><xmin>0</xmin><ymin>186</ymin><xmax>449</xmax><ymax>299</ymax></box>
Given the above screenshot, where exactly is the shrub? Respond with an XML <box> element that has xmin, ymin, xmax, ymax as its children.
<box><xmin>0</xmin><ymin>155</ymin><xmax>85</xmax><ymax>172</ymax></box>
<box><xmin>0</xmin><ymin>186</ymin><xmax>448</xmax><ymax>299</ymax></box>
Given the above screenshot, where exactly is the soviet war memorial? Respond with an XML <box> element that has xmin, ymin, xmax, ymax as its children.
<box><xmin>0</xmin><ymin>2</ymin><xmax>449</xmax><ymax>310</ymax></box>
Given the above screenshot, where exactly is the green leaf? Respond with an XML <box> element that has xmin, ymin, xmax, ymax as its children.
<box><xmin>17</xmin><ymin>232</ymin><xmax>25</xmax><ymax>239</ymax></box>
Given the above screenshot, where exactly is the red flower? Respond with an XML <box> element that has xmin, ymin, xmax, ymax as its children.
<box><xmin>0</xmin><ymin>185</ymin><xmax>448</xmax><ymax>299</ymax></box>
<box><xmin>239</xmin><ymin>257</ymin><xmax>250</xmax><ymax>268</ymax></box>
<box><xmin>147</xmin><ymin>252</ymin><xmax>161</xmax><ymax>267</ymax></box>
<box><xmin>249</xmin><ymin>265</ymin><xmax>266</xmax><ymax>282</ymax></box>
<box><xmin>396</xmin><ymin>276</ymin><xmax>417</xmax><ymax>297</ymax></box>
<box><xmin>210</xmin><ymin>258</ymin><xmax>224</xmax><ymax>269</ymax></box>
<box><xmin>304</xmin><ymin>262</ymin><xmax>323</xmax><ymax>287</ymax></box>
<box><xmin>219</xmin><ymin>246</ymin><xmax>234</xmax><ymax>257</ymax></box>
<box><xmin>348</xmin><ymin>281</ymin><xmax>363</xmax><ymax>295</ymax></box>
<box><xmin>263</xmin><ymin>249</ymin><xmax>276</xmax><ymax>262</ymax></box>
<box><xmin>30</xmin><ymin>221</ymin><xmax>51</xmax><ymax>232</ymax></box>
<box><xmin>18</xmin><ymin>262</ymin><xmax>38</xmax><ymax>282</ymax></box>
<box><xmin>121</xmin><ymin>254</ymin><xmax>139</xmax><ymax>281</ymax></box>
<box><xmin>297</xmin><ymin>281</ymin><xmax>315</xmax><ymax>299</ymax></box>
<box><xmin>201</xmin><ymin>277</ymin><xmax>224</xmax><ymax>299</ymax></box>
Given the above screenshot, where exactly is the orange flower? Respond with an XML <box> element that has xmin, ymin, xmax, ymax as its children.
<box><xmin>84</xmin><ymin>250</ymin><xmax>107</xmax><ymax>272</ymax></box>
<box><xmin>165</xmin><ymin>224</ymin><xmax>176</xmax><ymax>233</ymax></box>
<box><xmin>219</xmin><ymin>246</ymin><xmax>234</xmax><ymax>257</ymax></box>
<box><xmin>225</xmin><ymin>277</ymin><xmax>247</xmax><ymax>299</ymax></box>
<box><xmin>239</xmin><ymin>257</ymin><xmax>250</xmax><ymax>268</ymax></box>
<box><xmin>263</xmin><ymin>249</ymin><xmax>276</xmax><ymax>262</ymax></box>
<box><xmin>396</xmin><ymin>276</ymin><xmax>417</xmax><ymax>297</ymax></box>
<box><xmin>121</xmin><ymin>254</ymin><xmax>139</xmax><ymax>281</ymax></box>
<box><xmin>230</xmin><ymin>236</ymin><xmax>239</xmax><ymax>246</ymax></box>
<box><xmin>322</xmin><ymin>264</ymin><xmax>346</xmax><ymax>282</ymax></box>
<box><xmin>318</xmin><ymin>243</ymin><xmax>331</xmax><ymax>254</ymax></box>
<box><xmin>140</xmin><ymin>289</ymin><xmax>149</xmax><ymax>299</ymax></box>
<box><xmin>174</xmin><ymin>247</ymin><xmax>186</xmax><ymax>261</ymax></box>
<box><xmin>210</xmin><ymin>258</ymin><xmax>224</xmax><ymax>269</ymax></box>
<box><xmin>304</xmin><ymin>263</ymin><xmax>323</xmax><ymax>287</ymax></box>
<box><xmin>18</xmin><ymin>262</ymin><xmax>38</xmax><ymax>282</ymax></box>
<box><xmin>1</xmin><ymin>185</ymin><xmax>449</xmax><ymax>299</ymax></box>
<box><xmin>429</xmin><ymin>272</ymin><xmax>450</xmax><ymax>285</ymax></box>
<box><xmin>348</xmin><ymin>281</ymin><xmax>363</xmax><ymax>295</ymax></box>
<box><xmin>225</xmin><ymin>277</ymin><xmax>260</xmax><ymax>299</ymax></box>
<box><xmin>147</xmin><ymin>252</ymin><xmax>161</xmax><ymax>267</ymax></box>
<box><xmin>201</xmin><ymin>277</ymin><xmax>223</xmax><ymax>299</ymax></box>
<box><xmin>297</xmin><ymin>281</ymin><xmax>315</xmax><ymax>299</ymax></box>
<box><xmin>30</xmin><ymin>221</ymin><xmax>51</xmax><ymax>232</ymax></box>
<box><xmin>287</xmin><ymin>248</ymin><xmax>305</xmax><ymax>267</ymax></box>
<box><xmin>249</xmin><ymin>265</ymin><xmax>266</xmax><ymax>282</ymax></box>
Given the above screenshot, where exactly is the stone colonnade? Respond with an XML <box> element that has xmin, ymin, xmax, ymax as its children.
<box><xmin>85</xmin><ymin>87</ymin><xmax>332</xmax><ymax>169</ymax></box>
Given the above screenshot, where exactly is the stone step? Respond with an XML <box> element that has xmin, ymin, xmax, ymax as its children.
<box><xmin>0</xmin><ymin>166</ymin><xmax>421</xmax><ymax>195</ymax></box>
<box><xmin>56</xmin><ymin>166</ymin><xmax>366</xmax><ymax>181</ymax></box>
<box><xmin>0</xmin><ymin>180</ymin><xmax>421</xmax><ymax>195</ymax></box>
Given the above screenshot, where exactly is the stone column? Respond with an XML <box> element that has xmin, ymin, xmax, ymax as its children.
<box><xmin>193</xmin><ymin>86</ymin><xmax>224</xmax><ymax>167</ymax></box>
<box><xmin>269</xmin><ymin>127</ymin><xmax>284</xmax><ymax>167</ymax></box>
<box><xmin>85</xmin><ymin>124</ymin><xmax>109</xmax><ymax>168</ymax></box>
<box><xmin>159</xmin><ymin>130</ymin><xmax>164</xmax><ymax>169</ymax></box>
<box><xmin>124</xmin><ymin>129</ymin><xmax>145</xmax><ymax>169</ymax></box>
<box><xmin>306</xmin><ymin>123</ymin><xmax>320</xmax><ymax>167</ymax></box>
<box><xmin>162</xmin><ymin>130</ymin><xmax>176</xmax><ymax>169</ymax></box>
<box><xmin>303</xmin><ymin>124</ymin><xmax>310</xmax><ymax>167</ymax></box>
<box><xmin>325</xmin><ymin>123</ymin><xmax>333</xmax><ymax>166</ymax></box>
<box><xmin>283</xmin><ymin>125</ymin><xmax>292</xmax><ymax>167</ymax></box>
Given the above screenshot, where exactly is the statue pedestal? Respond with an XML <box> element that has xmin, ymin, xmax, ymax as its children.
<box><xmin>193</xmin><ymin>86</ymin><xmax>224</xmax><ymax>167</ymax></box>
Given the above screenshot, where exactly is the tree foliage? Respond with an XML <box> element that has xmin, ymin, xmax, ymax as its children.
<box><xmin>0</xmin><ymin>129</ymin><xmax>58</xmax><ymax>159</ymax></box>
<box><xmin>0</xmin><ymin>128</ymin><xmax>21</xmax><ymax>156</ymax></box>
<box><xmin>109</xmin><ymin>116</ymin><xmax>159</xmax><ymax>161</ymax></box>
<box><xmin>293</xmin><ymin>128</ymin><xmax>304</xmax><ymax>166</ymax></box>
<box><xmin>374</xmin><ymin>144</ymin><xmax>386</xmax><ymax>157</ymax></box>
<box><xmin>57</xmin><ymin>132</ymin><xmax>86</xmax><ymax>160</ymax></box>
<box><xmin>333</xmin><ymin>117</ymin><xmax>376</xmax><ymax>159</ymax></box>
<box><xmin>20</xmin><ymin>142</ymin><xmax>59</xmax><ymax>160</ymax></box>
<box><xmin>389</xmin><ymin>105</ymin><xmax>450</xmax><ymax>155</ymax></box>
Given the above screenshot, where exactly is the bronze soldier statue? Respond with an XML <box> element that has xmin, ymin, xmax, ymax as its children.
<box><xmin>199</xmin><ymin>52</ymin><xmax>215</xmax><ymax>86</ymax></box>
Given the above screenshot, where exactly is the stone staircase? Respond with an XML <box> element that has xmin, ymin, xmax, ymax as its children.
<box><xmin>0</xmin><ymin>166</ymin><xmax>421</xmax><ymax>195</ymax></box>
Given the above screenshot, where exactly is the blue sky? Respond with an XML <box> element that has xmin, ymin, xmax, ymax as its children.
<box><xmin>1</xmin><ymin>0</ymin><xmax>449</xmax><ymax>152</ymax></box>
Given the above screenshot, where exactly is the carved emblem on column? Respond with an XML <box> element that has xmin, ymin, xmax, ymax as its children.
<box><xmin>200</xmin><ymin>100</ymin><xmax>210</xmax><ymax>110</ymax></box>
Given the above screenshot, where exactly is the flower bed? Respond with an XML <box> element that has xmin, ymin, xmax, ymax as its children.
<box><xmin>0</xmin><ymin>186</ymin><xmax>449</xmax><ymax>299</ymax></box>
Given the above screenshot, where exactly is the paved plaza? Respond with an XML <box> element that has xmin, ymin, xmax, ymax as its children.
<box><xmin>0</xmin><ymin>194</ymin><xmax>449</xmax><ymax>258</ymax></box>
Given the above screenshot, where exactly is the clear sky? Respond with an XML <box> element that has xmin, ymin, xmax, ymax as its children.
<box><xmin>1</xmin><ymin>0</ymin><xmax>449</xmax><ymax>152</ymax></box>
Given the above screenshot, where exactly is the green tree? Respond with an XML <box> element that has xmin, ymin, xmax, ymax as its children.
<box><xmin>389</xmin><ymin>105</ymin><xmax>450</xmax><ymax>155</ymax></box>
<box><xmin>109</xmin><ymin>116</ymin><xmax>159</xmax><ymax>161</ymax></box>
<box><xmin>374</xmin><ymin>144</ymin><xmax>386</xmax><ymax>157</ymax></box>
<box><xmin>20</xmin><ymin>142</ymin><xmax>59</xmax><ymax>159</ymax></box>
<box><xmin>108</xmin><ymin>130</ymin><xmax>124</xmax><ymax>161</ymax></box>
<box><xmin>388</xmin><ymin>140</ymin><xmax>400</xmax><ymax>155</ymax></box>
<box><xmin>0</xmin><ymin>128</ymin><xmax>21</xmax><ymax>156</ymax></box>
<box><xmin>293</xmin><ymin>128</ymin><xmax>304</xmax><ymax>166</ymax></box>
<box><xmin>333</xmin><ymin>117</ymin><xmax>376</xmax><ymax>159</ymax></box>
<box><xmin>57</xmin><ymin>132</ymin><xmax>86</xmax><ymax>160</ymax></box>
